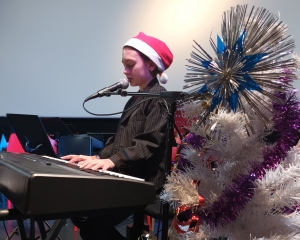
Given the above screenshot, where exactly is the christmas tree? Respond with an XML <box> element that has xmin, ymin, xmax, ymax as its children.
<box><xmin>161</xmin><ymin>5</ymin><xmax>300</xmax><ymax>240</ymax></box>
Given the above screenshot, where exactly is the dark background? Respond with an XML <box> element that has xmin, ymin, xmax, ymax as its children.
<box><xmin>0</xmin><ymin>117</ymin><xmax>119</xmax><ymax>144</ymax></box>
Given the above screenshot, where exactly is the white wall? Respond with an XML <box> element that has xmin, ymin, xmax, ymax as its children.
<box><xmin>0</xmin><ymin>0</ymin><xmax>299</xmax><ymax>117</ymax></box>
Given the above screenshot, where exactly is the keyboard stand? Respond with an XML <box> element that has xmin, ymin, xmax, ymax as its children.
<box><xmin>0</xmin><ymin>209</ymin><xmax>27</xmax><ymax>240</ymax></box>
<box><xmin>0</xmin><ymin>208</ymin><xmax>64</xmax><ymax>240</ymax></box>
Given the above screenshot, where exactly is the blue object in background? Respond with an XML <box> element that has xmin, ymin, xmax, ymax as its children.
<box><xmin>0</xmin><ymin>134</ymin><xmax>8</xmax><ymax>151</ymax></box>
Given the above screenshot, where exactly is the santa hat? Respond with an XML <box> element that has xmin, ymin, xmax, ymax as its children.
<box><xmin>124</xmin><ymin>32</ymin><xmax>173</xmax><ymax>84</ymax></box>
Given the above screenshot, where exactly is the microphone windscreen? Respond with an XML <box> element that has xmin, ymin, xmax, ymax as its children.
<box><xmin>120</xmin><ymin>78</ymin><xmax>129</xmax><ymax>89</ymax></box>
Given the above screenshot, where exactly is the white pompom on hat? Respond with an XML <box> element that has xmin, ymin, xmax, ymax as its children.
<box><xmin>124</xmin><ymin>32</ymin><xmax>173</xmax><ymax>84</ymax></box>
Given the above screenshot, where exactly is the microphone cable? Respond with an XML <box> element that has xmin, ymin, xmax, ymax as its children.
<box><xmin>82</xmin><ymin>97</ymin><xmax>169</xmax><ymax>117</ymax></box>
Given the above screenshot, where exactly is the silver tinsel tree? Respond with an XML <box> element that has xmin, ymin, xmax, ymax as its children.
<box><xmin>160</xmin><ymin>5</ymin><xmax>300</xmax><ymax>240</ymax></box>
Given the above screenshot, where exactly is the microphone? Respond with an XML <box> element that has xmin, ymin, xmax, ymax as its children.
<box><xmin>84</xmin><ymin>78</ymin><xmax>129</xmax><ymax>102</ymax></box>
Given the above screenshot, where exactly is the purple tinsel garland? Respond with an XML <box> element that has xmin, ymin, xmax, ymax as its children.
<box><xmin>178</xmin><ymin>91</ymin><xmax>300</xmax><ymax>228</ymax></box>
<box><xmin>177</xmin><ymin>134</ymin><xmax>206</xmax><ymax>170</ymax></box>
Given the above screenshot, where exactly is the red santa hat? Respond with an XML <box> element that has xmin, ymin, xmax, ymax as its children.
<box><xmin>124</xmin><ymin>32</ymin><xmax>173</xmax><ymax>84</ymax></box>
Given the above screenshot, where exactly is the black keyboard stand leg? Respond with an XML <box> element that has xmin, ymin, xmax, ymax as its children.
<box><xmin>16</xmin><ymin>219</ymin><xmax>27</xmax><ymax>240</ymax></box>
<box><xmin>45</xmin><ymin>219</ymin><xmax>66</xmax><ymax>240</ymax></box>
<box><xmin>126</xmin><ymin>212</ymin><xmax>145</xmax><ymax>240</ymax></box>
<box><xmin>37</xmin><ymin>220</ymin><xmax>47</xmax><ymax>240</ymax></box>
<box><xmin>38</xmin><ymin>221</ymin><xmax>62</xmax><ymax>240</ymax></box>
<box><xmin>29</xmin><ymin>218</ymin><xmax>36</xmax><ymax>240</ymax></box>
<box><xmin>161</xmin><ymin>202</ymin><xmax>170</xmax><ymax>240</ymax></box>
<box><xmin>6</xmin><ymin>225</ymin><xmax>19</xmax><ymax>240</ymax></box>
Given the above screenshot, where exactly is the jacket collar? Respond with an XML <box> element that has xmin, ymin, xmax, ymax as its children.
<box><xmin>120</xmin><ymin>77</ymin><xmax>159</xmax><ymax>123</ymax></box>
<box><xmin>140</xmin><ymin>77</ymin><xmax>159</xmax><ymax>93</ymax></box>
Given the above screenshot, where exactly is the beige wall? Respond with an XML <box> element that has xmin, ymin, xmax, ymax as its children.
<box><xmin>0</xmin><ymin>0</ymin><xmax>299</xmax><ymax>117</ymax></box>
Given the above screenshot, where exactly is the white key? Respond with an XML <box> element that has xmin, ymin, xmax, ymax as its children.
<box><xmin>42</xmin><ymin>155</ymin><xmax>144</xmax><ymax>181</ymax></box>
<box><xmin>99</xmin><ymin>170</ymin><xmax>144</xmax><ymax>181</ymax></box>
<box><xmin>42</xmin><ymin>155</ymin><xmax>78</xmax><ymax>165</ymax></box>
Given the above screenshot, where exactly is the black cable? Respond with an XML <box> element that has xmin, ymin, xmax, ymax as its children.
<box><xmin>3</xmin><ymin>220</ymin><xmax>10</xmax><ymax>240</ymax></box>
<box><xmin>174</xmin><ymin>123</ymin><xmax>183</xmax><ymax>140</ymax></box>
<box><xmin>154</xmin><ymin>201</ymin><xmax>163</xmax><ymax>238</ymax></box>
<box><xmin>82</xmin><ymin>97</ymin><xmax>161</xmax><ymax>116</ymax></box>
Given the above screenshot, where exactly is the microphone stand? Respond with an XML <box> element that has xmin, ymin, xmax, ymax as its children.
<box><xmin>110</xmin><ymin>90</ymin><xmax>185</xmax><ymax>240</ymax></box>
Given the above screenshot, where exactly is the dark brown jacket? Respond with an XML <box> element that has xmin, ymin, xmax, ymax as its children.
<box><xmin>99</xmin><ymin>78</ymin><xmax>167</xmax><ymax>192</ymax></box>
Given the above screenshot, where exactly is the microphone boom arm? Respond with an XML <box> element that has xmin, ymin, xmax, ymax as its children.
<box><xmin>110</xmin><ymin>89</ymin><xmax>185</xmax><ymax>100</ymax></box>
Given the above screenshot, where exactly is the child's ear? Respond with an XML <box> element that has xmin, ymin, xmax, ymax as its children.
<box><xmin>148</xmin><ymin>60</ymin><xmax>156</xmax><ymax>71</ymax></box>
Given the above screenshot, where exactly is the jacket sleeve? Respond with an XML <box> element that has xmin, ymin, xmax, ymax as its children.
<box><xmin>97</xmin><ymin>135</ymin><xmax>115</xmax><ymax>158</ymax></box>
<box><xmin>109</xmin><ymin>98</ymin><xmax>167</xmax><ymax>169</ymax></box>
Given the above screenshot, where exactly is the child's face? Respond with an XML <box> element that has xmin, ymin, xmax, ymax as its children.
<box><xmin>122</xmin><ymin>48</ymin><xmax>154</xmax><ymax>90</ymax></box>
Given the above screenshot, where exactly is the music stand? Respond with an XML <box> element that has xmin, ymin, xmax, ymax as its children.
<box><xmin>6</xmin><ymin>113</ymin><xmax>57</xmax><ymax>158</ymax></box>
<box><xmin>40</xmin><ymin>117</ymin><xmax>74</xmax><ymax>141</ymax></box>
